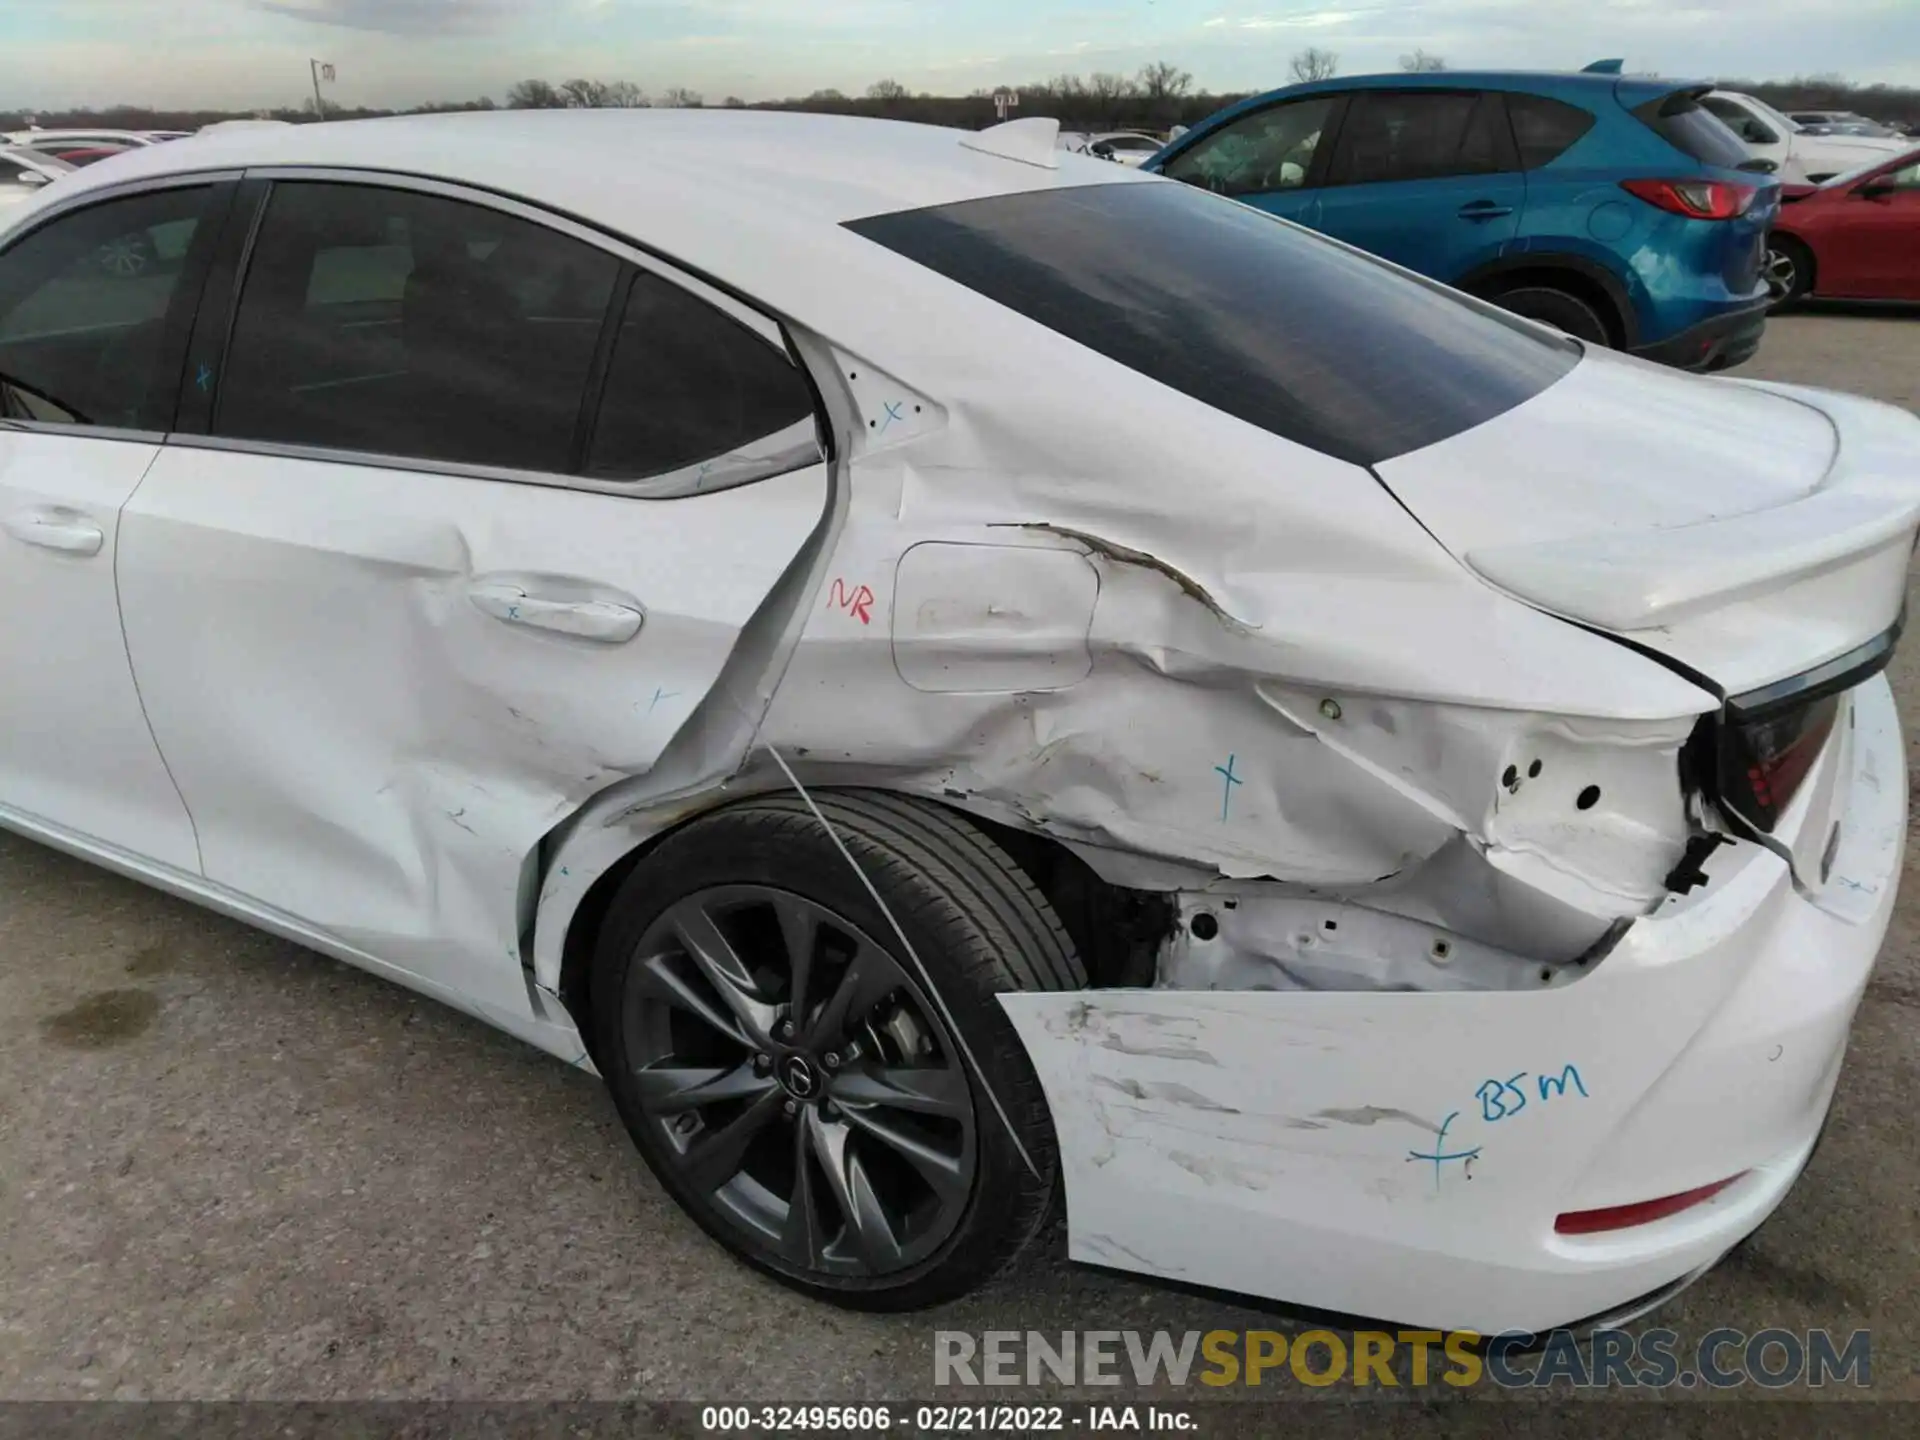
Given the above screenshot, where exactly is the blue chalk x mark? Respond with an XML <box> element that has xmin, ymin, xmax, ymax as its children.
<box><xmin>877</xmin><ymin>401</ymin><xmax>905</xmax><ymax>433</ymax></box>
<box><xmin>195</xmin><ymin>364</ymin><xmax>214</xmax><ymax>392</ymax></box>
<box><xmin>1407</xmin><ymin>1110</ymin><xmax>1481</xmax><ymax>1192</ymax></box>
<box><xmin>649</xmin><ymin>686</ymin><xmax>681</xmax><ymax>713</ymax></box>
<box><xmin>1214</xmin><ymin>753</ymin><xmax>1243</xmax><ymax>821</ymax></box>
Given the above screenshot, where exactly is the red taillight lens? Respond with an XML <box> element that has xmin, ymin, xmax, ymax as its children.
<box><xmin>1719</xmin><ymin>694</ymin><xmax>1840</xmax><ymax>832</ymax></box>
<box><xmin>1555</xmin><ymin>1174</ymin><xmax>1747</xmax><ymax>1235</ymax></box>
<box><xmin>1621</xmin><ymin>177</ymin><xmax>1758</xmax><ymax>220</ymax></box>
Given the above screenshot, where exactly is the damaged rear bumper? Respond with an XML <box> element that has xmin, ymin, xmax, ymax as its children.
<box><xmin>1000</xmin><ymin>674</ymin><xmax>1903</xmax><ymax>1335</ymax></box>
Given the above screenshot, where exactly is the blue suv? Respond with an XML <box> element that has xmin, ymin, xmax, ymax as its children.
<box><xmin>1145</xmin><ymin>71</ymin><xmax>1778</xmax><ymax>371</ymax></box>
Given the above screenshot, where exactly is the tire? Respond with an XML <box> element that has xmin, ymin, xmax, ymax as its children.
<box><xmin>590</xmin><ymin>789</ymin><xmax>1086</xmax><ymax>1310</ymax></box>
<box><xmin>1766</xmin><ymin>235</ymin><xmax>1814</xmax><ymax>307</ymax></box>
<box><xmin>1483</xmin><ymin>283</ymin><xmax>1614</xmax><ymax>346</ymax></box>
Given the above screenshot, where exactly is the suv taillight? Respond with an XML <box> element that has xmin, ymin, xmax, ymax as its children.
<box><xmin>1718</xmin><ymin>694</ymin><xmax>1839</xmax><ymax>831</ymax></box>
<box><xmin>1621</xmin><ymin>177</ymin><xmax>1757</xmax><ymax>220</ymax></box>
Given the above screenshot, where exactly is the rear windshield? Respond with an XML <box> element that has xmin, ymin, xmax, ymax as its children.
<box><xmin>1635</xmin><ymin>92</ymin><xmax>1751</xmax><ymax>168</ymax></box>
<box><xmin>845</xmin><ymin>181</ymin><xmax>1577</xmax><ymax>467</ymax></box>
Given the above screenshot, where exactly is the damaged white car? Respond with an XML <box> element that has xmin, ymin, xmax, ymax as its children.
<box><xmin>1</xmin><ymin>111</ymin><xmax>1913</xmax><ymax>1334</ymax></box>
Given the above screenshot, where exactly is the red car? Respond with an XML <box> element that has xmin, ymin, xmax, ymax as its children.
<box><xmin>1768</xmin><ymin>146</ymin><xmax>1920</xmax><ymax>303</ymax></box>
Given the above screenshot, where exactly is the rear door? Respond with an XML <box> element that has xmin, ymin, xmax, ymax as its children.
<box><xmin>1154</xmin><ymin>94</ymin><xmax>1343</xmax><ymax>228</ymax></box>
<box><xmin>1311</xmin><ymin>90</ymin><xmax>1525</xmax><ymax>279</ymax></box>
<box><xmin>116</xmin><ymin>175</ymin><xmax>829</xmax><ymax>1017</ymax></box>
<box><xmin>0</xmin><ymin>180</ymin><xmax>228</xmax><ymax>869</ymax></box>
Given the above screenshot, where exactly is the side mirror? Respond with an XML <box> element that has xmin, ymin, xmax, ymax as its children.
<box><xmin>16</xmin><ymin>169</ymin><xmax>49</xmax><ymax>187</ymax></box>
<box><xmin>1858</xmin><ymin>181</ymin><xmax>1897</xmax><ymax>201</ymax></box>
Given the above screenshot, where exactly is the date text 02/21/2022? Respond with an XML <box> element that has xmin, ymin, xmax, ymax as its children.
<box><xmin>698</xmin><ymin>1405</ymin><xmax>1196</xmax><ymax>1431</ymax></box>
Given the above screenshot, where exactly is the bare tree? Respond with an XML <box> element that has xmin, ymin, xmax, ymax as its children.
<box><xmin>1289</xmin><ymin>48</ymin><xmax>1339</xmax><ymax>83</ymax></box>
<box><xmin>602</xmin><ymin>80</ymin><xmax>648</xmax><ymax>108</ymax></box>
<box><xmin>507</xmin><ymin>79</ymin><xmax>566</xmax><ymax>109</ymax></box>
<box><xmin>867</xmin><ymin>78</ymin><xmax>909</xmax><ymax>102</ymax></box>
<box><xmin>1084</xmin><ymin>71</ymin><xmax>1138</xmax><ymax>109</ymax></box>
<box><xmin>723</xmin><ymin>96</ymin><xmax>748</xmax><ymax>108</ymax></box>
<box><xmin>806</xmin><ymin>88</ymin><xmax>848</xmax><ymax>102</ymax></box>
<box><xmin>1399</xmin><ymin>48</ymin><xmax>1446</xmax><ymax>72</ymax></box>
<box><xmin>559</xmin><ymin>78</ymin><xmax>611</xmax><ymax>108</ymax></box>
<box><xmin>1137</xmin><ymin>60</ymin><xmax>1194</xmax><ymax>101</ymax></box>
<box><xmin>658</xmin><ymin>87</ymin><xmax>704</xmax><ymax>108</ymax></box>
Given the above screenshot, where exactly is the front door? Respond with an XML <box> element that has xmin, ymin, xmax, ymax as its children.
<box><xmin>116</xmin><ymin>177</ymin><xmax>829</xmax><ymax>1016</ymax></box>
<box><xmin>1312</xmin><ymin>90</ymin><xmax>1525</xmax><ymax>279</ymax></box>
<box><xmin>0</xmin><ymin>181</ymin><xmax>226</xmax><ymax>869</ymax></box>
<box><xmin>1825</xmin><ymin>159</ymin><xmax>1920</xmax><ymax>300</ymax></box>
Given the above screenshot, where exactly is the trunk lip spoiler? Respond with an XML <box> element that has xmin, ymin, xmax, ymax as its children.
<box><xmin>1727</xmin><ymin>610</ymin><xmax>1903</xmax><ymax>722</ymax></box>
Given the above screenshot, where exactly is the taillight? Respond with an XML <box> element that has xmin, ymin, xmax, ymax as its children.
<box><xmin>1556</xmin><ymin>1174</ymin><xmax>1746</xmax><ymax>1235</ymax></box>
<box><xmin>1718</xmin><ymin>693</ymin><xmax>1840</xmax><ymax>832</ymax></box>
<box><xmin>1620</xmin><ymin>177</ymin><xmax>1757</xmax><ymax>219</ymax></box>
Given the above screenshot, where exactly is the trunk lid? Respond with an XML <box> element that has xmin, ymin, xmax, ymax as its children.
<box><xmin>1371</xmin><ymin>350</ymin><xmax>1920</xmax><ymax>699</ymax></box>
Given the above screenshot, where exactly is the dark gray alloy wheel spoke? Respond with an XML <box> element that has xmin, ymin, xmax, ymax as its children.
<box><xmin>667</xmin><ymin>898</ymin><xmax>780</xmax><ymax>1045</ymax></box>
<box><xmin>679</xmin><ymin>1088</ymin><xmax>787</xmax><ymax>1193</ymax></box>
<box><xmin>633</xmin><ymin>1058</ymin><xmax>777</xmax><ymax>1115</ymax></box>
<box><xmin>829</xmin><ymin>1061</ymin><xmax>971</xmax><ymax>1118</ymax></box>
<box><xmin>835</xmin><ymin>1100</ymin><xmax>969</xmax><ymax>1202</ymax></box>
<box><xmin>806</xmin><ymin>1107</ymin><xmax>906</xmax><ymax>1271</ymax></box>
<box><xmin>802</xmin><ymin>937</ymin><xmax>906</xmax><ymax>1049</ymax></box>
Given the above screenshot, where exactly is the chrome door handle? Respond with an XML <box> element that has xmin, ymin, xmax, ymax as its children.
<box><xmin>469</xmin><ymin>583</ymin><xmax>644</xmax><ymax>643</ymax></box>
<box><xmin>1458</xmin><ymin>202</ymin><xmax>1515</xmax><ymax>220</ymax></box>
<box><xmin>3</xmin><ymin>509</ymin><xmax>104</xmax><ymax>556</ymax></box>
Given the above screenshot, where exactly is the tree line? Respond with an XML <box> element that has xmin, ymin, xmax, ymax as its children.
<box><xmin>4</xmin><ymin>56</ymin><xmax>1916</xmax><ymax>137</ymax></box>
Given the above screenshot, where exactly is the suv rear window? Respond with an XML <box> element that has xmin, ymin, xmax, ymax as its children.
<box><xmin>1635</xmin><ymin>91</ymin><xmax>1751</xmax><ymax>168</ymax></box>
<box><xmin>845</xmin><ymin>182</ymin><xmax>1577</xmax><ymax>468</ymax></box>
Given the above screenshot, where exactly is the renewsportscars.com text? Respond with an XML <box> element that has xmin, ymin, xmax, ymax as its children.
<box><xmin>934</xmin><ymin>1328</ymin><xmax>1871</xmax><ymax>1390</ymax></box>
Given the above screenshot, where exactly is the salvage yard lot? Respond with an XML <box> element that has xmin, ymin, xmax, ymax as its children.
<box><xmin>2</xmin><ymin>309</ymin><xmax>1918</xmax><ymax>1404</ymax></box>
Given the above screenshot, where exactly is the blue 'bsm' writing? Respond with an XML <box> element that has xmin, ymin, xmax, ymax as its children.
<box><xmin>1477</xmin><ymin>1065</ymin><xmax>1588</xmax><ymax>1123</ymax></box>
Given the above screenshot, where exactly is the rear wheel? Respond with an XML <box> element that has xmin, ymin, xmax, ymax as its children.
<box><xmin>1766</xmin><ymin>236</ymin><xmax>1814</xmax><ymax>307</ymax></box>
<box><xmin>1482</xmin><ymin>283</ymin><xmax>1614</xmax><ymax>346</ymax></box>
<box><xmin>590</xmin><ymin>790</ymin><xmax>1085</xmax><ymax>1309</ymax></box>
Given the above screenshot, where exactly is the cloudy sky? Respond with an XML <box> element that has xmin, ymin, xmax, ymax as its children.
<box><xmin>0</xmin><ymin>0</ymin><xmax>1913</xmax><ymax>111</ymax></box>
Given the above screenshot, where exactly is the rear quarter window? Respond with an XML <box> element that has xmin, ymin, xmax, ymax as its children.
<box><xmin>1506</xmin><ymin>94</ymin><xmax>1598</xmax><ymax>169</ymax></box>
<box><xmin>844</xmin><ymin>181</ymin><xmax>1577</xmax><ymax>468</ymax></box>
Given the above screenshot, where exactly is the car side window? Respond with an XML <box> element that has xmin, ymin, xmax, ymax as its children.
<box><xmin>1877</xmin><ymin>161</ymin><xmax>1920</xmax><ymax>189</ymax></box>
<box><xmin>1159</xmin><ymin>97</ymin><xmax>1338</xmax><ymax>196</ymax></box>
<box><xmin>586</xmin><ymin>268</ymin><xmax>817</xmax><ymax>482</ymax></box>
<box><xmin>0</xmin><ymin>185</ymin><xmax>213</xmax><ymax>430</ymax></box>
<box><xmin>1701</xmin><ymin>97</ymin><xmax>1778</xmax><ymax>146</ymax></box>
<box><xmin>1505</xmin><ymin>95</ymin><xmax>1598</xmax><ymax>170</ymax></box>
<box><xmin>214</xmin><ymin>181</ymin><xmax>619</xmax><ymax>473</ymax></box>
<box><xmin>1328</xmin><ymin>91</ymin><xmax>1512</xmax><ymax>186</ymax></box>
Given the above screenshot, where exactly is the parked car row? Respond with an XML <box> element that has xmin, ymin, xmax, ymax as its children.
<box><xmin>1145</xmin><ymin>69</ymin><xmax>1779</xmax><ymax>371</ymax></box>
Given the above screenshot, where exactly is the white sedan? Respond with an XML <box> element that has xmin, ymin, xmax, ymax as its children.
<box><xmin>0</xmin><ymin>110</ymin><xmax>1913</xmax><ymax>1333</ymax></box>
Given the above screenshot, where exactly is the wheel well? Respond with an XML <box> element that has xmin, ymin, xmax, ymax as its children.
<box><xmin>1471</xmin><ymin>264</ymin><xmax>1629</xmax><ymax>348</ymax></box>
<box><xmin>1772</xmin><ymin>230</ymin><xmax>1816</xmax><ymax>289</ymax></box>
<box><xmin>553</xmin><ymin>790</ymin><xmax>1174</xmax><ymax>1061</ymax></box>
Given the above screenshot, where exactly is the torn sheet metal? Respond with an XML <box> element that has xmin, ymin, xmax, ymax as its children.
<box><xmin>997</xmin><ymin>676</ymin><xmax>1902</xmax><ymax>1333</ymax></box>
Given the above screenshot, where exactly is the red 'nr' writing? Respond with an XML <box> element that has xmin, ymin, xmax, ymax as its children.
<box><xmin>828</xmin><ymin>579</ymin><xmax>875</xmax><ymax>625</ymax></box>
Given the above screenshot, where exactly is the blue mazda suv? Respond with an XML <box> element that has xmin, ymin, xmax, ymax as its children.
<box><xmin>1144</xmin><ymin>70</ymin><xmax>1778</xmax><ymax>371</ymax></box>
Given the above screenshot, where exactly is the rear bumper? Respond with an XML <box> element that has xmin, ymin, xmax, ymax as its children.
<box><xmin>1002</xmin><ymin>673</ymin><xmax>1903</xmax><ymax>1335</ymax></box>
<box><xmin>1632</xmin><ymin>297</ymin><xmax>1771</xmax><ymax>372</ymax></box>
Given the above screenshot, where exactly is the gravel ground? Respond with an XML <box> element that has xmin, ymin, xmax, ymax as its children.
<box><xmin>2</xmin><ymin>310</ymin><xmax>1918</xmax><ymax>1420</ymax></box>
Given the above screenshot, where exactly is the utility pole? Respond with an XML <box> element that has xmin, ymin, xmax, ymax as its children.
<box><xmin>309</xmin><ymin>58</ymin><xmax>335</xmax><ymax>118</ymax></box>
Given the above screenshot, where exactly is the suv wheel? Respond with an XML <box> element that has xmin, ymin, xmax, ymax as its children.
<box><xmin>1483</xmin><ymin>283</ymin><xmax>1613</xmax><ymax>346</ymax></box>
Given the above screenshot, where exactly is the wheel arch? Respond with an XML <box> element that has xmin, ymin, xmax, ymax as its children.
<box><xmin>550</xmin><ymin>784</ymin><xmax>1155</xmax><ymax>1069</ymax></box>
<box><xmin>1456</xmin><ymin>254</ymin><xmax>1638</xmax><ymax>348</ymax></box>
<box><xmin>1768</xmin><ymin>226</ymin><xmax>1818</xmax><ymax>297</ymax></box>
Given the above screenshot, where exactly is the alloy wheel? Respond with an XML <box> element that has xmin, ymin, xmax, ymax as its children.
<box><xmin>1765</xmin><ymin>246</ymin><xmax>1799</xmax><ymax>302</ymax></box>
<box><xmin>622</xmin><ymin>884</ymin><xmax>977</xmax><ymax>1278</ymax></box>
